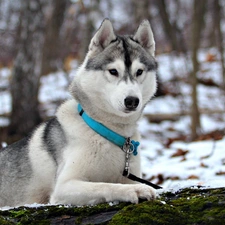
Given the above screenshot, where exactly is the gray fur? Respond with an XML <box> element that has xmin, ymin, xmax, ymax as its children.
<box><xmin>86</xmin><ymin>36</ymin><xmax>157</xmax><ymax>74</ymax></box>
<box><xmin>0</xmin><ymin>137</ymin><xmax>32</xmax><ymax>206</ymax></box>
<box><xmin>42</xmin><ymin>118</ymin><xmax>67</xmax><ymax>165</ymax></box>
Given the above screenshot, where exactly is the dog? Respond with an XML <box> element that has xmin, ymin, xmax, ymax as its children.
<box><xmin>0</xmin><ymin>19</ymin><xmax>157</xmax><ymax>207</ymax></box>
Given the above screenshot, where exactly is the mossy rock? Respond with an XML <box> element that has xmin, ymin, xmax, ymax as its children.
<box><xmin>0</xmin><ymin>187</ymin><xmax>225</xmax><ymax>224</ymax></box>
<box><xmin>111</xmin><ymin>187</ymin><xmax>225</xmax><ymax>225</ymax></box>
<box><xmin>109</xmin><ymin>200</ymin><xmax>187</xmax><ymax>225</ymax></box>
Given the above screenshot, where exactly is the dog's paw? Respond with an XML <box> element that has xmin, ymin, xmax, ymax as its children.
<box><xmin>124</xmin><ymin>184</ymin><xmax>156</xmax><ymax>204</ymax></box>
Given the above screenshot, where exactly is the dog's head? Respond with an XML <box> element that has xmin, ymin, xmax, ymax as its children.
<box><xmin>70</xmin><ymin>19</ymin><xmax>157</xmax><ymax>119</ymax></box>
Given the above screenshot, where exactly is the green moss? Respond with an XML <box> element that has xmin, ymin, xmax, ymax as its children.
<box><xmin>0</xmin><ymin>217</ymin><xmax>14</xmax><ymax>225</ymax></box>
<box><xmin>162</xmin><ymin>187</ymin><xmax>225</xmax><ymax>225</ymax></box>
<box><xmin>0</xmin><ymin>188</ymin><xmax>225</xmax><ymax>224</ymax></box>
<box><xmin>109</xmin><ymin>201</ymin><xmax>186</xmax><ymax>225</ymax></box>
<box><xmin>110</xmin><ymin>187</ymin><xmax>225</xmax><ymax>225</ymax></box>
<box><xmin>0</xmin><ymin>202</ymin><xmax>127</xmax><ymax>224</ymax></box>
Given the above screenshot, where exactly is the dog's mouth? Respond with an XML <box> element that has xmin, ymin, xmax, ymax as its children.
<box><xmin>124</xmin><ymin>108</ymin><xmax>137</xmax><ymax>114</ymax></box>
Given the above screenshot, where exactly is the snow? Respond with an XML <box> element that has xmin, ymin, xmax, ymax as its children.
<box><xmin>138</xmin><ymin>49</ymin><xmax>225</xmax><ymax>190</ymax></box>
<box><xmin>0</xmin><ymin>49</ymin><xmax>224</xmax><ymax>210</ymax></box>
<box><xmin>39</xmin><ymin>71</ymin><xmax>71</xmax><ymax>116</ymax></box>
<box><xmin>0</xmin><ymin>203</ymin><xmax>52</xmax><ymax>211</ymax></box>
<box><xmin>141</xmin><ymin>136</ymin><xmax>225</xmax><ymax>189</ymax></box>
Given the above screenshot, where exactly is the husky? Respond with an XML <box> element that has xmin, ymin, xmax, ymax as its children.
<box><xmin>0</xmin><ymin>19</ymin><xmax>158</xmax><ymax>207</ymax></box>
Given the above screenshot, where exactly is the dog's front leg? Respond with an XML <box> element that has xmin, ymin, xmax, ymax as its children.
<box><xmin>50</xmin><ymin>180</ymin><xmax>156</xmax><ymax>206</ymax></box>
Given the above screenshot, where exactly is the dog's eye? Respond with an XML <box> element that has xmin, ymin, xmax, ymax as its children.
<box><xmin>136</xmin><ymin>69</ymin><xmax>143</xmax><ymax>76</ymax></box>
<box><xmin>109</xmin><ymin>69</ymin><xmax>118</xmax><ymax>77</ymax></box>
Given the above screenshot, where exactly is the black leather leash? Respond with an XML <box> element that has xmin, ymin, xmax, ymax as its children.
<box><xmin>122</xmin><ymin>138</ymin><xmax>162</xmax><ymax>190</ymax></box>
<box><xmin>123</xmin><ymin>169</ymin><xmax>162</xmax><ymax>189</ymax></box>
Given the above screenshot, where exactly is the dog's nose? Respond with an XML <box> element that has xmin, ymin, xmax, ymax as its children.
<box><xmin>124</xmin><ymin>96</ymin><xmax>139</xmax><ymax>110</ymax></box>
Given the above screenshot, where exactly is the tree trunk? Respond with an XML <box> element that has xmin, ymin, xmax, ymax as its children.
<box><xmin>131</xmin><ymin>0</ymin><xmax>151</xmax><ymax>25</ymax></box>
<box><xmin>8</xmin><ymin>0</ymin><xmax>45</xmax><ymax>138</ymax></box>
<box><xmin>213</xmin><ymin>0</ymin><xmax>225</xmax><ymax>90</ymax></box>
<box><xmin>154</xmin><ymin>0</ymin><xmax>187</xmax><ymax>53</ymax></box>
<box><xmin>155</xmin><ymin>0</ymin><xmax>177</xmax><ymax>52</ymax></box>
<box><xmin>41</xmin><ymin>0</ymin><xmax>68</xmax><ymax>75</ymax></box>
<box><xmin>80</xmin><ymin>17</ymin><xmax>95</xmax><ymax>60</ymax></box>
<box><xmin>78</xmin><ymin>1</ymin><xmax>100</xmax><ymax>60</ymax></box>
<box><xmin>0</xmin><ymin>187</ymin><xmax>224</xmax><ymax>224</ymax></box>
<box><xmin>190</xmin><ymin>0</ymin><xmax>206</xmax><ymax>140</ymax></box>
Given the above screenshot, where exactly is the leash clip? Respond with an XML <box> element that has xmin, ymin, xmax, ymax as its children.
<box><xmin>123</xmin><ymin>137</ymin><xmax>134</xmax><ymax>154</ymax></box>
<box><xmin>122</xmin><ymin>137</ymin><xmax>139</xmax><ymax>156</ymax></box>
<box><xmin>122</xmin><ymin>138</ymin><xmax>134</xmax><ymax>177</ymax></box>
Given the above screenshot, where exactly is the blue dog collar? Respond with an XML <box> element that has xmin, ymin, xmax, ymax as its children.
<box><xmin>77</xmin><ymin>104</ymin><xmax>139</xmax><ymax>155</ymax></box>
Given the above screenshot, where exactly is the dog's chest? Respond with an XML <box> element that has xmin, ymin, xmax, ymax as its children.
<box><xmin>64</xmin><ymin>137</ymin><xmax>136</xmax><ymax>183</ymax></box>
<box><xmin>86</xmin><ymin>146</ymin><xmax>125</xmax><ymax>183</ymax></box>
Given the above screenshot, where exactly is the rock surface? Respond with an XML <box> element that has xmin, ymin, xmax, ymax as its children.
<box><xmin>0</xmin><ymin>187</ymin><xmax>225</xmax><ymax>224</ymax></box>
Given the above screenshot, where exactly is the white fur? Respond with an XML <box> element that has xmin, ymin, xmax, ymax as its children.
<box><xmin>26</xmin><ymin>125</ymin><xmax>56</xmax><ymax>204</ymax></box>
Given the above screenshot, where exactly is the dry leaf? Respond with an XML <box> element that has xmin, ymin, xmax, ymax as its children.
<box><xmin>205</xmin><ymin>53</ymin><xmax>217</xmax><ymax>62</ymax></box>
<box><xmin>200</xmin><ymin>162</ymin><xmax>208</xmax><ymax>168</ymax></box>
<box><xmin>171</xmin><ymin>149</ymin><xmax>189</xmax><ymax>157</ymax></box>
<box><xmin>188</xmin><ymin>175</ymin><xmax>199</xmax><ymax>179</ymax></box>
<box><xmin>216</xmin><ymin>171</ymin><xmax>225</xmax><ymax>176</ymax></box>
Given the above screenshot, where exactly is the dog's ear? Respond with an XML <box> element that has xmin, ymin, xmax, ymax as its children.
<box><xmin>133</xmin><ymin>20</ymin><xmax>155</xmax><ymax>56</ymax></box>
<box><xmin>89</xmin><ymin>19</ymin><xmax>116</xmax><ymax>52</ymax></box>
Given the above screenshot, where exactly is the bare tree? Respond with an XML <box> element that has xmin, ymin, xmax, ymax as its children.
<box><xmin>131</xmin><ymin>0</ymin><xmax>151</xmax><ymax>26</ymax></box>
<box><xmin>190</xmin><ymin>0</ymin><xmax>207</xmax><ymax>140</ymax></box>
<box><xmin>41</xmin><ymin>0</ymin><xmax>69</xmax><ymax>75</ymax></box>
<box><xmin>154</xmin><ymin>0</ymin><xmax>186</xmax><ymax>52</ymax></box>
<box><xmin>213</xmin><ymin>0</ymin><xmax>225</xmax><ymax>90</ymax></box>
<box><xmin>8</xmin><ymin>0</ymin><xmax>45</xmax><ymax>139</ymax></box>
<box><xmin>79</xmin><ymin>0</ymin><xmax>102</xmax><ymax>60</ymax></box>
